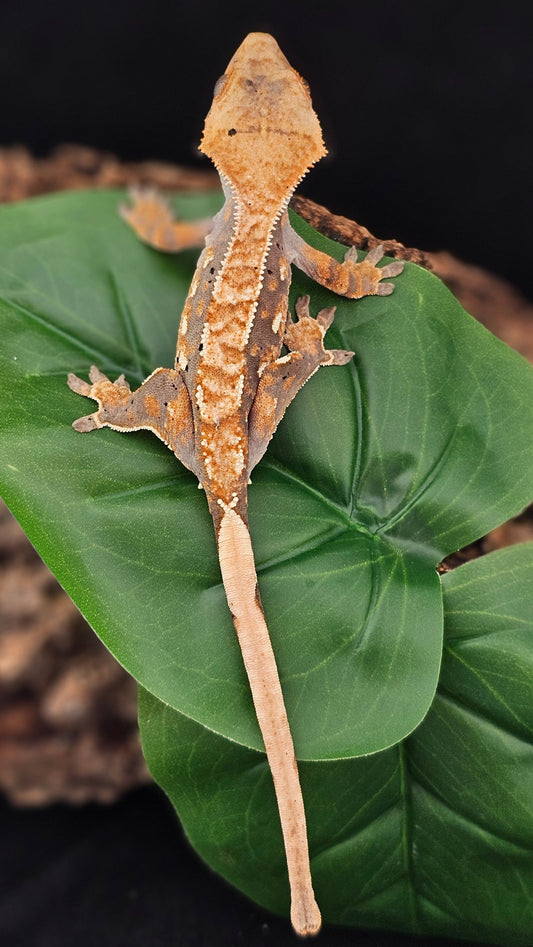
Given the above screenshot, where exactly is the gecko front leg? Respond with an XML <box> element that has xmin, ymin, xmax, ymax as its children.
<box><xmin>67</xmin><ymin>366</ymin><xmax>198</xmax><ymax>475</ymax></box>
<box><xmin>283</xmin><ymin>216</ymin><xmax>404</xmax><ymax>298</ymax></box>
<box><xmin>248</xmin><ymin>296</ymin><xmax>353</xmax><ymax>469</ymax></box>
<box><xmin>119</xmin><ymin>187</ymin><xmax>212</xmax><ymax>253</ymax></box>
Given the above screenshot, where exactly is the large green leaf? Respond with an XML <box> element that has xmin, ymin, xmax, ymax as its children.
<box><xmin>1</xmin><ymin>191</ymin><xmax>533</xmax><ymax>759</ymax></box>
<box><xmin>139</xmin><ymin>542</ymin><xmax>533</xmax><ymax>945</ymax></box>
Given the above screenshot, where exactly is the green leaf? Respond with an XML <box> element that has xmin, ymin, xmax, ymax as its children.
<box><xmin>1</xmin><ymin>191</ymin><xmax>533</xmax><ymax>760</ymax></box>
<box><xmin>139</xmin><ymin>542</ymin><xmax>533</xmax><ymax>945</ymax></box>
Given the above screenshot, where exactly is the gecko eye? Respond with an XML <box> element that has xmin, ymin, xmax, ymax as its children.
<box><xmin>213</xmin><ymin>74</ymin><xmax>227</xmax><ymax>96</ymax></box>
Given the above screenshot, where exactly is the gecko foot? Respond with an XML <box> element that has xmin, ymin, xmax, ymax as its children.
<box><xmin>67</xmin><ymin>367</ymin><xmax>132</xmax><ymax>432</ymax></box>
<box><xmin>120</xmin><ymin>185</ymin><xmax>211</xmax><ymax>252</ymax></box>
<box><xmin>286</xmin><ymin>296</ymin><xmax>354</xmax><ymax>366</ymax></box>
<box><xmin>342</xmin><ymin>244</ymin><xmax>404</xmax><ymax>298</ymax></box>
<box><xmin>119</xmin><ymin>186</ymin><xmax>179</xmax><ymax>251</ymax></box>
<box><xmin>119</xmin><ymin>185</ymin><xmax>170</xmax><ymax>227</ymax></box>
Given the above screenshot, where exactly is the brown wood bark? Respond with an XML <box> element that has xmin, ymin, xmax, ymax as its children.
<box><xmin>0</xmin><ymin>145</ymin><xmax>531</xmax><ymax>805</ymax></box>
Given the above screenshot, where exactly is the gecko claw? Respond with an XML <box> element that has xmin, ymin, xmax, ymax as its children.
<box><xmin>343</xmin><ymin>245</ymin><xmax>359</xmax><ymax>263</ymax></box>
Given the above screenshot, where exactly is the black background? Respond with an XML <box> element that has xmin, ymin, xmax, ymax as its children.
<box><xmin>2</xmin><ymin>0</ymin><xmax>533</xmax><ymax>295</ymax></box>
<box><xmin>0</xmin><ymin>785</ymin><xmax>487</xmax><ymax>947</ymax></box>
<box><xmin>0</xmin><ymin>1</ymin><xmax>528</xmax><ymax>944</ymax></box>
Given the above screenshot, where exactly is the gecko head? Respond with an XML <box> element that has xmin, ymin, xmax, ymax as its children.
<box><xmin>200</xmin><ymin>33</ymin><xmax>326</xmax><ymax>203</ymax></box>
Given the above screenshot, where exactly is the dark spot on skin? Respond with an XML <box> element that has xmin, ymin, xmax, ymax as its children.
<box><xmin>228</xmin><ymin>128</ymin><xmax>237</xmax><ymax>136</ymax></box>
<box><xmin>164</xmin><ymin>402</ymin><xmax>168</xmax><ymax>407</ymax></box>
<box><xmin>210</xmin><ymin>267</ymin><xmax>215</xmax><ymax>274</ymax></box>
<box><xmin>198</xmin><ymin>343</ymin><xmax>204</xmax><ymax>352</ymax></box>
<box><xmin>267</xmin><ymin>269</ymin><xmax>273</xmax><ymax>275</ymax></box>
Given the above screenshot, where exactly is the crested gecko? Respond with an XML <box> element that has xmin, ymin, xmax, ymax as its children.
<box><xmin>67</xmin><ymin>32</ymin><xmax>403</xmax><ymax>937</ymax></box>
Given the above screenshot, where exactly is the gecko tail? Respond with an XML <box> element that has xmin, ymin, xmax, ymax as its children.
<box><xmin>216</xmin><ymin>507</ymin><xmax>321</xmax><ymax>937</ymax></box>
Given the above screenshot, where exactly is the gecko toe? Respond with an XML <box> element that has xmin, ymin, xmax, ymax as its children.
<box><xmin>89</xmin><ymin>365</ymin><xmax>109</xmax><ymax>384</ymax></box>
<box><xmin>72</xmin><ymin>413</ymin><xmax>100</xmax><ymax>432</ymax></box>
<box><xmin>380</xmin><ymin>260</ymin><xmax>404</xmax><ymax>278</ymax></box>
<box><xmin>128</xmin><ymin>183</ymin><xmax>152</xmax><ymax>202</ymax></box>
<box><xmin>329</xmin><ymin>348</ymin><xmax>355</xmax><ymax>365</ymax></box>
<box><xmin>365</xmin><ymin>244</ymin><xmax>385</xmax><ymax>266</ymax></box>
<box><xmin>67</xmin><ymin>372</ymin><xmax>92</xmax><ymax>396</ymax></box>
<box><xmin>294</xmin><ymin>295</ymin><xmax>311</xmax><ymax>320</ymax></box>
<box><xmin>316</xmin><ymin>306</ymin><xmax>336</xmax><ymax>331</ymax></box>
<box><xmin>343</xmin><ymin>245</ymin><xmax>359</xmax><ymax>263</ymax></box>
<box><xmin>118</xmin><ymin>201</ymin><xmax>133</xmax><ymax>222</ymax></box>
<box><xmin>377</xmin><ymin>282</ymin><xmax>395</xmax><ymax>296</ymax></box>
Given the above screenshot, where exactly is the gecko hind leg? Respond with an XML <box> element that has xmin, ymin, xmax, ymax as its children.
<box><xmin>343</xmin><ymin>244</ymin><xmax>404</xmax><ymax>297</ymax></box>
<box><xmin>119</xmin><ymin>186</ymin><xmax>211</xmax><ymax>252</ymax></box>
<box><xmin>248</xmin><ymin>295</ymin><xmax>354</xmax><ymax>470</ymax></box>
<box><xmin>286</xmin><ymin>294</ymin><xmax>354</xmax><ymax>366</ymax></box>
<box><xmin>67</xmin><ymin>365</ymin><xmax>197</xmax><ymax>473</ymax></box>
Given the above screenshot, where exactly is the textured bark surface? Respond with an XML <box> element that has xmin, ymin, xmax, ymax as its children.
<box><xmin>1</xmin><ymin>144</ymin><xmax>531</xmax><ymax>805</ymax></box>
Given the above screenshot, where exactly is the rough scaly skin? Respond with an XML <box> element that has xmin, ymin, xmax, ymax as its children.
<box><xmin>68</xmin><ymin>32</ymin><xmax>403</xmax><ymax>937</ymax></box>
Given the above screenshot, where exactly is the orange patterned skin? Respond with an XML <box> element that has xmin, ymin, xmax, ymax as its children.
<box><xmin>68</xmin><ymin>33</ymin><xmax>403</xmax><ymax>936</ymax></box>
